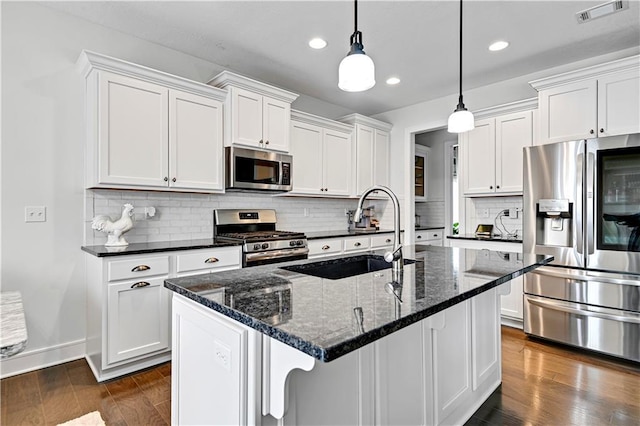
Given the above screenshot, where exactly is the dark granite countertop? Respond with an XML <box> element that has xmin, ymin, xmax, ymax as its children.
<box><xmin>447</xmin><ymin>234</ymin><xmax>523</xmax><ymax>244</ymax></box>
<box><xmin>164</xmin><ymin>245</ymin><xmax>552</xmax><ymax>362</ymax></box>
<box><xmin>81</xmin><ymin>238</ymin><xmax>242</xmax><ymax>257</ymax></box>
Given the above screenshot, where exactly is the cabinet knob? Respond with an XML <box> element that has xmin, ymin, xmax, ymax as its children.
<box><xmin>130</xmin><ymin>281</ymin><xmax>151</xmax><ymax>289</ymax></box>
<box><xmin>600</xmin><ymin>128</ymin><xmax>604</xmax><ymax>133</ymax></box>
<box><xmin>590</xmin><ymin>129</ymin><xmax>595</xmax><ymax>134</ymax></box>
<box><xmin>386</xmin><ymin>239</ymin><xmax>391</xmax><ymax>243</ymax></box>
<box><xmin>204</xmin><ymin>257</ymin><xmax>219</xmax><ymax>264</ymax></box>
<box><xmin>322</xmin><ymin>245</ymin><xmax>330</xmax><ymax>250</ymax></box>
<box><xmin>496</xmin><ymin>185</ymin><xmax>500</xmax><ymax>189</ymax></box>
<box><xmin>489</xmin><ymin>186</ymin><xmax>493</xmax><ymax>190</ymax></box>
<box><xmin>164</xmin><ymin>177</ymin><xmax>168</xmax><ymax>182</ymax></box>
<box><xmin>259</xmin><ymin>139</ymin><xmax>264</xmax><ymax>144</ymax></box>
<box><xmin>354</xmin><ymin>242</ymin><xmax>361</xmax><ymax>247</ymax></box>
<box><xmin>172</xmin><ymin>177</ymin><xmax>176</xmax><ymax>182</ymax></box>
<box><xmin>265</xmin><ymin>140</ymin><xmax>269</xmax><ymax>145</ymax></box>
<box><xmin>131</xmin><ymin>265</ymin><xmax>150</xmax><ymax>272</ymax></box>
<box><xmin>324</xmin><ymin>188</ymin><xmax>328</xmax><ymax>192</ymax></box>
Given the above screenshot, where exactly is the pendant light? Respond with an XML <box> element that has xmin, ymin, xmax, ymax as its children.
<box><xmin>338</xmin><ymin>0</ymin><xmax>375</xmax><ymax>92</ymax></box>
<box><xmin>448</xmin><ymin>0</ymin><xmax>474</xmax><ymax>133</ymax></box>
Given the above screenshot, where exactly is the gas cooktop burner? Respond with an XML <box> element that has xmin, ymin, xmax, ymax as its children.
<box><xmin>218</xmin><ymin>230</ymin><xmax>305</xmax><ymax>242</ymax></box>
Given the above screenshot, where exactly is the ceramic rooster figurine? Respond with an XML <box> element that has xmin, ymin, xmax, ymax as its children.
<box><xmin>91</xmin><ymin>203</ymin><xmax>135</xmax><ymax>246</ymax></box>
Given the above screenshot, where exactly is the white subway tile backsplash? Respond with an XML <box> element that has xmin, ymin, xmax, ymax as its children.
<box><xmin>85</xmin><ymin>189</ymin><xmax>392</xmax><ymax>245</ymax></box>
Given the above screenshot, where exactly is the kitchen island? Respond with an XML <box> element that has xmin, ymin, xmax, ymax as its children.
<box><xmin>165</xmin><ymin>245</ymin><xmax>552</xmax><ymax>425</ymax></box>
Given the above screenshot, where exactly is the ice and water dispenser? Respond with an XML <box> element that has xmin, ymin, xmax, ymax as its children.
<box><xmin>536</xmin><ymin>199</ymin><xmax>573</xmax><ymax>247</ymax></box>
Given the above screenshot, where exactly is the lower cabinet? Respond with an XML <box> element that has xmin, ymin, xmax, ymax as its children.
<box><xmin>448</xmin><ymin>238</ymin><xmax>524</xmax><ymax>327</ymax></box>
<box><xmin>308</xmin><ymin>234</ymin><xmax>395</xmax><ymax>259</ymax></box>
<box><xmin>171</xmin><ymin>287</ymin><xmax>502</xmax><ymax>425</ymax></box>
<box><xmin>85</xmin><ymin>245</ymin><xmax>241</xmax><ymax>381</ymax></box>
<box><xmin>415</xmin><ymin>229</ymin><xmax>444</xmax><ymax>246</ymax></box>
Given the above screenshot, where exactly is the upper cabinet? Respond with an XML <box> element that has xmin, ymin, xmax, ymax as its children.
<box><xmin>338</xmin><ymin>114</ymin><xmax>392</xmax><ymax>196</ymax></box>
<box><xmin>415</xmin><ymin>145</ymin><xmax>430</xmax><ymax>202</ymax></box>
<box><xmin>208</xmin><ymin>71</ymin><xmax>299</xmax><ymax>153</ymax></box>
<box><xmin>531</xmin><ymin>55</ymin><xmax>640</xmax><ymax>145</ymax></box>
<box><xmin>460</xmin><ymin>99</ymin><xmax>535</xmax><ymax>197</ymax></box>
<box><xmin>290</xmin><ymin>110</ymin><xmax>353</xmax><ymax>197</ymax></box>
<box><xmin>78</xmin><ymin>51</ymin><xmax>227</xmax><ymax>193</ymax></box>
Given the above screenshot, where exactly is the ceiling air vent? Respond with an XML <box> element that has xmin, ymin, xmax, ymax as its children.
<box><xmin>576</xmin><ymin>0</ymin><xmax>628</xmax><ymax>23</ymax></box>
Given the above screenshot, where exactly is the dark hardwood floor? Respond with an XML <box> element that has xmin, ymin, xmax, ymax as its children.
<box><xmin>1</xmin><ymin>327</ymin><xmax>638</xmax><ymax>425</ymax></box>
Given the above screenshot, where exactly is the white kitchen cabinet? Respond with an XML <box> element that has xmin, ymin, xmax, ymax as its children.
<box><xmin>84</xmin><ymin>245</ymin><xmax>242</xmax><ymax>381</ymax></box>
<box><xmin>531</xmin><ymin>55</ymin><xmax>640</xmax><ymax>144</ymax></box>
<box><xmin>308</xmin><ymin>238</ymin><xmax>343</xmax><ymax>258</ymax></box>
<box><xmin>461</xmin><ymin>110</ymin><xmax>533</xmax><ymax>196</ymax></box>
<box><xmin>448</xmin><ymin>238</ymin><xmax>524</xmax><ymax>327</ymax></box>
<box><xmin>339</xmin><ymin>114</ymin><xmax>393</xmax><ymax>196</ymax></box>
<box><xmin>415</xmin><ymin>145</ymin><xmax>430</xmax><ymax>202</ymax></box>
<box><xmin>308</xmin><ymin>233</ymin><xmax>395</xmax><ymax>259</ymax></box>
<box><xmin>343</xmin><ymin>235</ymin><xmax>371</xmax><ymax>253</ymax></box>
<box><xmin>290</xmin><ymin>111</ymin><xmax>353</xmax><ymax>197</ymax></box>
<box><xmin>78</xmin><ymin>51</ymin><xmax>227</xmax><ymax>193</ymax></box>
<box><xmin>415</xmin><ymin>229</ymin><xmax>444</xmax><ymax>246</ymax></box>
<box><xmin>208</xmin><ymin>71</ymin><xmax>299</xmax><ymax>153</ymax></box>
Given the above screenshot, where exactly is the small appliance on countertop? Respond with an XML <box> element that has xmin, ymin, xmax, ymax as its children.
<box><xmin>346</xmin><ymin>206</ymin><xmax>379</xmax><ymax>232</ymax></box>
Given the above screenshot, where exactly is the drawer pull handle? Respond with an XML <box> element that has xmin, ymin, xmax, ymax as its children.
<box><xmin>354</xmin><ymin>242</ymin><xmax>361</xmax><ymax>247</ymax></box>
<box><xmin>433</xmin><ymin>234</ymin><xmax>438</xmax><ymax>237</ymax></box>
<box><xmin>322</xmin><ymin>245</ymin><xmax>330</xmax><ymax>250</ymax></box>
<box><xmin>417</xmin><ymin>235</ymin><xmax>422</xmax><ymax>239</ymax></box>
<box><xmin>131</xmin><ymin>265</ymin><xmax>150</xmax><ymax>272</ymax></box>
<box><xmin>131</xmin><ymin>281</ymin><xmax>150</xmax><ymax>289</ymax></box>
<box><xmin>386</xmin><ymin>239</ymin><xmax>391</xmax><ymax>243</ymax></box>
<box><xmin>205</xmin><ymin>257</ymin><xmax>219</xmax><ymax>264</ymax></box>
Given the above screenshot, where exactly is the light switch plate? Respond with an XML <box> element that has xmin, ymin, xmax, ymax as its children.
<box><xmin>25</xmin><ymin>206</ymin><xmax>46</xmax><ymax>222</ymax></box>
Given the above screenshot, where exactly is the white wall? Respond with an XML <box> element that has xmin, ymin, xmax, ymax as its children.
<box><xmin>0</xmin><ymin>2</ymin><xmax>359</xmax><ymax>377</ymax></box>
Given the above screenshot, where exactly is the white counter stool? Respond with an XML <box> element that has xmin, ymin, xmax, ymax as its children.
<box><xmin>0</xmin><ymin>291</ymin><xmax>28</xmax><ymax>358</ymax></box>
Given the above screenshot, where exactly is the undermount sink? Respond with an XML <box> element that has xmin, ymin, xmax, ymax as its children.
<box><xmin>280</xmin><ymin>255</ymin><xmax>416</xmax><ymax>280</ymax></box>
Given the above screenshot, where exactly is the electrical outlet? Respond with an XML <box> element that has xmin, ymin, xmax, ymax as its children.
<box><xmin>477</xmin><ymin>208</ymin><xmax>490</xmax><ymax>218</ymax></box>
<box><xmin>214</xmin><ymin>341</ymin><xmax>231</xmax><ymax>371</ymax></box>
<box><xmin>25</xmin><ymin>206</ymin><xmax>46</xmax><ymax>222</ymax></box>
<box><xmin>509</xmin><ymin>208</ymin><xmax>519</xmax><ymax>219</ymax></box>
<box><xmin>304</xmin><ymin>208</ymin><xmax>310</xmax><ymax>217</ymax></box>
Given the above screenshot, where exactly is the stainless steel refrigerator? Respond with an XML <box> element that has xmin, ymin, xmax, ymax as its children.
<box><xmin>523</xmin><ymin>133</ymin><xmax>640</xmax><ymax>362</ymax></box>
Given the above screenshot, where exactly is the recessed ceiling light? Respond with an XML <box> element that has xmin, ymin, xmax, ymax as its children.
<box><xmin>308</xmin><ymin>38</ymin><xmax>327</xmax><ymax>49</ymax></box>
<box><xmin>488</xmin><ymin>41</ymin><xmax>509</xmax><ymax>52</ymax></box>
<box><xmin>386</xmin><ymin>77</ymin><xmax>401</xmax><ymax>85</ymax></box>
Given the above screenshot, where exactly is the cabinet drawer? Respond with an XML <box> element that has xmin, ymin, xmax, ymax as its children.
<box><xmin>343</xmin><ymin>236</ymin><xmax>371</xmax><ymax>252</ymax></box>
<box><xmin>416</xmin><ymin>230</ymin><xmax>443</xmax><ymax>242</ymax></box>
<box><xmin>308</xmin><ymin>238</ymin><xmax>342</xmax><ymax>257</ymax></box>
<box><xmin>176</xmin><ymin>247</ymin><xmax>241</xmax><ymax>274</ymax></box>
<box><xmin>371</xmin><ymin>234</ymin><xmax>394</xmax><ymax>248</ymax></box>
<box><xmin>108</xmin><ymin>255</ymin><xmax>170</xmax><ymax>282</ymax></box>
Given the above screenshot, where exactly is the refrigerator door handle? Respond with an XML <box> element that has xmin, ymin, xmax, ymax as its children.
<box><xmin>576</xmin><ymin>152</ymin><xmax>584</xmax><ymax>255</ymax></box>
<box><xmin>586</xmin><ymin>151</ymin><xmax>595</xmax><ymax>255</ymax></box>
<box><xmin>526</xmin><ymin>295</ymin><xmax>640</xmax><ymax>324</ymax></box>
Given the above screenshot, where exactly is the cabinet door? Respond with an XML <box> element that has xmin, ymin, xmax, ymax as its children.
<box><xmin>169</xmin><ymin>90</ymin><xmax>224</xmax><ymax>191</ymax></box>
<box><xmin>598</xmin><ymin>70</ymin><xmax>640</xmax><ymax>137</ymax></box>
<box><xmin>323</xmin><ymin>128</ymin><xmax>353</xmax><ymax>196</ymax></box>
<box><xmin>500</xmin><ymin>276</ymin><xmax>523</xmax><ymax>320</ymax></box>
<box><xmin>415</xmin><ymin>146</ymin><xmax>429</xmax><ymax>202</ymax></box>
<box><xmin>231</xmin><ymin>87</ymin><xmax>263</xmax><ymax>147</ymax></box>
<box><xmin>495</xmin><ymin>111</ymin><xmax>533</xmax><ymax>194</ymax></box>
<box><xmin>374</xmin><ymin>129</ymin><xmax>390</xmax><ymax>188</ymax></box>
<box><xmin>263</xmin><ymin>96</ymin><xmax>291</xmax><ymax>152</ymax></box>
<box><xmin>462</xmin><ymin>118</ymin><xmax>496</xmax><ymax>195</ymax></box>
<box><xmin>107</xmin><ymin>277</ymin><xmax>170</xmax><ymax>365</ymax></box>
<box><xmin>290</xmin><ymin>121</ymin><xmax>323</xmax><ymax>194</ymax></box>
<box><xmin>98</xmin><ymin>71</ymin><xmax>168</xmax><ymax>187</ymax></box>
<box><xmin>538</xmin><ymin>79</ymin><xmax>597</xmax><ymax>144</ymax></box>
<box><xmin>471</xmin><ymin>288</ymin><xmax>500</xmax><ymax>391</ymax></box>
<box><xmin>355</xmin><ymin>124</ymin><xmax>375</xmax><ymax>194</ymax></box>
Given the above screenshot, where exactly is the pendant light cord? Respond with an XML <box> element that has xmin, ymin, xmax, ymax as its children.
<box><xmin>354</xmin><ymin>0</ymin><xmax>358</xmax><ymax>33</ymax></box>
<box><xmin>457</xmin><ymin>0</ymin><xmax>464</xmax><ymax>108</ymax></box>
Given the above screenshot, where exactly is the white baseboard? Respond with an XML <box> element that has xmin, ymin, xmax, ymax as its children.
<box><xmin>501</xmin><ymin>317</ymin><xmax>523</xmax><ymax>330</ymax></box>
<box><xmin>0</xmin><ymin>339</ymin><xmax>86</xmax><ymax>379</ymax></box>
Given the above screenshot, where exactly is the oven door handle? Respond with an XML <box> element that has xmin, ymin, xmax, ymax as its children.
<box><xmin>245</xmin><ymin>248</ymin><xmax>309</xmax><ymax>261</ymax></box>
<box><xmin>526</xmin><ymin>295</ymin><xmax>640</xmax><ymax>324</ymax></box>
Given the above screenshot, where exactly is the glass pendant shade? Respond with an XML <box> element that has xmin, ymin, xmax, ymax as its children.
<box><xmin>448</xmin><ymin>107</ymin><xmax>475</xmax><ymax>133</ymax></box>
<box><xmin>338</xmin><ymin>49</ymin><xmax>375</xmax><ymax>92</ymax></box>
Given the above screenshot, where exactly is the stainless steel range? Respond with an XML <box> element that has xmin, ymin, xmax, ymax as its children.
<box><xmin>214</xmin><ymin>209</ymin><xmax>308</xmax><ymax>267</ymax></box>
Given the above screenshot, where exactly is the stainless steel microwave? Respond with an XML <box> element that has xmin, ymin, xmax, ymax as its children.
<box><xmin>225</xmin><ymin>146</ymin><xmax>292</xmax><ymax>192</ymax></box>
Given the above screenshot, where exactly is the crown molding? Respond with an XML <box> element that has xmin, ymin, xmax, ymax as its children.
<box><xmin>291</xmin><ymin>110</ymin><xmax>354</xmax><ymax>133</ymax></box>
<box><xmin>337</xmin><ymin>113</ymin><xmax>393</xmax><ymax>131</ymax></box>
<box><xmin>472</xmin><ymin>98</ymin><xmax>538</xmax><ymax>120</ymax></box>
<box><xmin>208</xmin><ymin>70</ymin><xmax>299</xmax><ymax>103</ymax></box>
<box><xmin>76</xmin><ymin>50</ymin><xmax>228</xmax><ymax>102</ymax></box>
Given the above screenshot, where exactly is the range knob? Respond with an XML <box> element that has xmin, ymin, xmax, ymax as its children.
<box><xmin>289</xmin><ymin>240</ymin><xmax>297</xmax><ymax>247</ymax></box>
<box><xmin>261</xmin><ymin>243</ymin><xmax>269</xmax><ymax>250</ymax></box>
<box><xmin>296</xmin><ymin>240</ymin><xmax>304</xmax><ymax>246</ymax></box>
<box><xmin>253</xmin><ymin>244</ymin><xmax>261</xmax><ymax>250</ymax></box>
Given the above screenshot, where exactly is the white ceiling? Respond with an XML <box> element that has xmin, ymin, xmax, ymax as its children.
<box><xmin>43</xmin><ymin>1</ymin><xmax>640</xmax><ymax>115</ymax></box>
